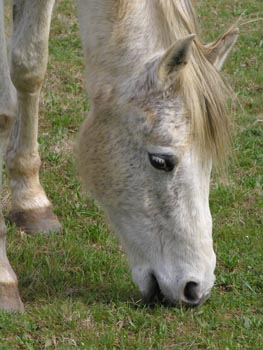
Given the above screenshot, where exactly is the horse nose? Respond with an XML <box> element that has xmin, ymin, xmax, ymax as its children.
<box><xmin>182</xmin><ymin>281</ymin><xmax>203</xmax><ymax>305</ymax></box>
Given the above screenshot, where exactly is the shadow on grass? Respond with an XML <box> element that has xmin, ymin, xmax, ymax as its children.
<box><xmin>15</xmin><ymin>240</ymin><xmax>139</xmax><ymax>308</ymax></box>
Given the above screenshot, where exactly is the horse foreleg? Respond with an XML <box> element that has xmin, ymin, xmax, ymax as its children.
<box><xmin>6</xmin><ymin>0</ymin><xmax>61</xmax><ymax>234</ymax></box>
<box><xmin>0</xmin><ymin>220</ymin><xmax>23</xmax><ymax>312</ymax></box>
<box><xmin>0</xmin><ymin>0</ymin><xmax>23</xmax><ymax>311</ymax></box>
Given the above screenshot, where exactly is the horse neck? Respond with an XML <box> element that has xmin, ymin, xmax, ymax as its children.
<box><xmin>78</xmin><ymin>0</ymin><xmax>197</xmax><ymax>101</ymax></box>
<box><xmin>79</xmin><ymin>1</ymin><xmax>183</xmax><ymax>82</ymax></box>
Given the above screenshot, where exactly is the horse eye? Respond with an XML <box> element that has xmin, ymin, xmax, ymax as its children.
<box><xmin>148</xmin><ymin>153</ymin><xmax>175</xmax><ymax>172</ymax></box>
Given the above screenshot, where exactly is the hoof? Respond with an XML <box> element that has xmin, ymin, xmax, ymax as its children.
<box><xmin>8</xmin><ymin>206</ymin><xmax>62</xmax><ymax>234</ymax></box>
<box><xmin>0</xmin><ymin>282</ymin><xmax>24</xmax><ymax>312</ymax></box>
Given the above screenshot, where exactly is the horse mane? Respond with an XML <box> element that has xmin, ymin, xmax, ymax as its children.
<box><xmin>157</xmin><ymin>0</ymin><xmax>234</xmax><ymax>166</ymax></box>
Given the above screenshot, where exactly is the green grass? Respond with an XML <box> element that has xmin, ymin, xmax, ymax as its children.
<box><xmin>1</xmin><ymin>0</ymin><xmax>262</xmax><ymax>349</ymax></box>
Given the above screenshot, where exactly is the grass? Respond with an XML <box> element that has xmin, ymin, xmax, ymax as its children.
<box><xmin>1</xmin><ymin>0</ymin><xmax>262</xmax><ymax>349</ymax></box>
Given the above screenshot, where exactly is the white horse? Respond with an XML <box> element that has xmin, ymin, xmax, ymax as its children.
<box><xmin>0</xmin><ymin>0</ymin><xmax>238</xmax><ymax>311</ymax></box>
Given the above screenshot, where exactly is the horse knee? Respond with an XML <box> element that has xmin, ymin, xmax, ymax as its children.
<box><xmin>10</xmin><ymin>47</ymin><xmax>47</xmax><ymax>93</ymax></box>
<box><xmin>0</xmin><ymin>113</ymin><xmax>15</xmax><ymax>138</ymax></box>
<box><xmin>9</xmin><ymin>1</ymin><xmax>54</xmax><ymax>94</ymax></box>
<box><xmin>0</xmin><ymin>92</ymin><xmax>16</xmax><ymax>137</ymax></box>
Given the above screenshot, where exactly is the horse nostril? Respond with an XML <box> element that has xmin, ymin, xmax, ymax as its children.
<box><xmin>183</xmin><ymin>281</ymin><xmax>200</xmax><ymax>303</ymax></box>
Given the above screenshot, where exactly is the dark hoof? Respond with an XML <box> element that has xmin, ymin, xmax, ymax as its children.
<box><xmin>0</xmin><ymin>282</ymin><xmax>24</xmax><ymax>312</ymax></box>
<box><xmin>8</xmin><ymin>206</ymin><xmax>62</xmax><ymax>234</ymax></box>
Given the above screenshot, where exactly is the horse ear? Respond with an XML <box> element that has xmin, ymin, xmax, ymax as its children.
<box><xmin>157</xmin><ymin>34</ymin><xmax>195</xmax><ymax>86</ymax></box>
<box><xmin>205</xmin><ymin>28</ymin><xmax>239</xmax><ymax>71</ymax></box>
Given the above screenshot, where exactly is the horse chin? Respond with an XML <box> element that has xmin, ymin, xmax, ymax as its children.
<box><xmin>138</xmin><ymin>272</ymin><xmax>213</xmax><ymax>308</ymax></box>
<box><xmin>141</xmin><ymin>273</ymin><xmax>164</xmax><ymax>305</ymax></box>
<box><xmin>139</xmin><ymin>274</ymin><xmax>180</xmax><ymax>307</ymax></box>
